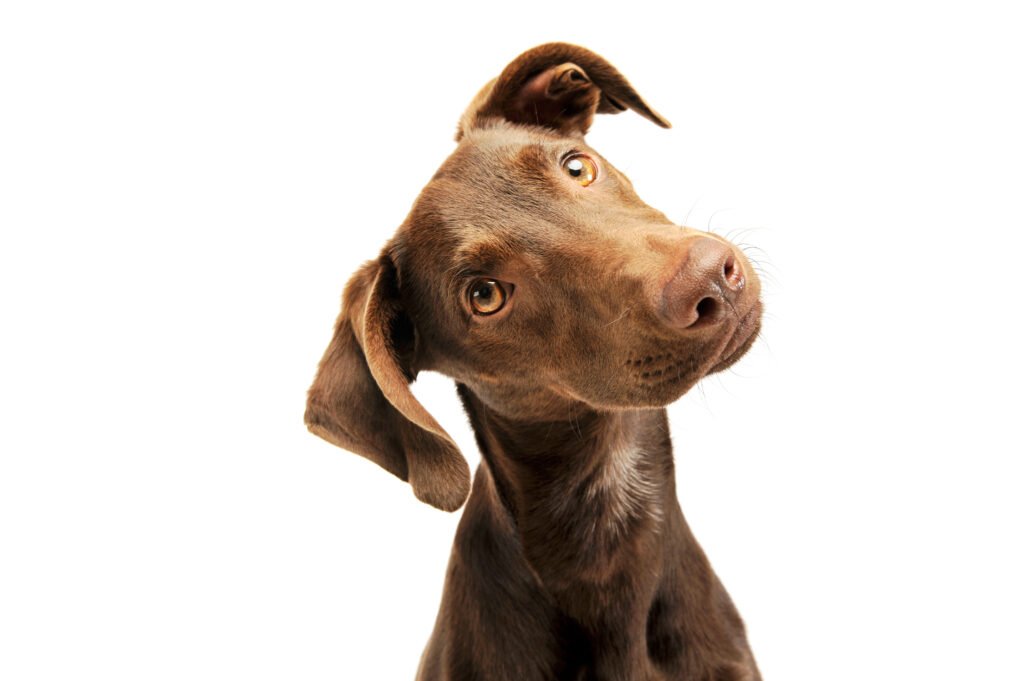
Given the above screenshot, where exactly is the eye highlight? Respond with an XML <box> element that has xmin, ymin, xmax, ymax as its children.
<box><xmin>561</xmin><ymin>154</ymin><xmax>598</xmax><ymax>186</ymax></box>
<box><xmin>468</xmin><ymin>279</ymin><xmax>510</xmax><ymax>316</ymax></box>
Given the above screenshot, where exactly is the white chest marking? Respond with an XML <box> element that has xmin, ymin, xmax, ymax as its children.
<box><xmin>586</xmin><ymin>445</ymin><xmax>662</xmax><ymax>536</ymax></box>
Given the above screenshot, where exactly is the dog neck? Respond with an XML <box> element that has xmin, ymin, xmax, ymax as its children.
<box><xmin>457</xmin><ymin>384</ymin><xmax>674</xmax><ymax>588</ymax></box>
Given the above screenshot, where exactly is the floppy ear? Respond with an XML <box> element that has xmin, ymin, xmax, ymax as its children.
<box><xmin>458</xmin><ymin>42</ymin><xmax>671</xmax><ymax>139</ymax></box>
<box><xmin>305</xmin><ymin>254</ymin><xmax>470</xmax><ymax>512</ymax></box>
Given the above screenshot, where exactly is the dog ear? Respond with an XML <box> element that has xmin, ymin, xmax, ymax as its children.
<box><xmin>305</xmin><ymin>254</ymin><xmax>470</xmax><ymax>512</ymax></box>
<box><xmin>458</xmin><ymin>42</ymin><xmax>671</xmax><ymax>139</ymax></box>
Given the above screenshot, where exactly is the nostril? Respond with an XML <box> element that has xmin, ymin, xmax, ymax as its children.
<box><xmin>661</xmin><ymin>237</ymin><xmax>746</xmax><ymax>329</ymax></box>
<box><xmin>695</xmin><ymin>296</ymin><xmax>718</xmax><ymax>321</ymax></box>
<box><xmin>722</xmin><ymin>255</ymin><xmax>745</xmax><ymax>291</ymax></box>
<box><xmin>722</xmin><ymin>256</ymin><xmax>735</xmax><ymax>280</ymax></box>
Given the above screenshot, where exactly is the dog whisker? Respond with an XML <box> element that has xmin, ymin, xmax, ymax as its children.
<box><xmin>683</xmin><ymin>195</ymin><xmax>704</xmax><ymax>226</ymax></box>
<box><xmin>705</xmin><ymin>208</ymin><xmax>734</xmax><ymax>233</ymax></box>
<box><xmin>603</xmin><ymin>306</ymin><xmax>633</xmax><ymax>328</ymax></box>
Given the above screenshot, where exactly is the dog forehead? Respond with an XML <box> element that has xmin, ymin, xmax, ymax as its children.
<box><xmin>438</xmin><ymin>123</ymin><xmax>567</xmax><ymax>186</ymax></box>
<box><xmin>458</xmin><ymin>119</ymin><xmax>565</xmax><ymax>150</ymax></box>
<box><xmin>398</xmin><ymin>186</ymin><xmax>560</xmax><ymax>278</ymax></box>
<box><xmin>400</xmin><ymin>128</ymin><xmax>575</xmax><ymax>247</ymax></box>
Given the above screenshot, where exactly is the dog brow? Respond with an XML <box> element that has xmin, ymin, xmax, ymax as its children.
<box><xmin>449</xmin><ymin>239</ymin><xmax>513</xmax><ymax>278</ymax></box>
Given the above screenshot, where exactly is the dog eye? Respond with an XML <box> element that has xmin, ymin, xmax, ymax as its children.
<box><xmin>561</xmin><ymin>154</ymin><xmax>597</xmax><ymax>186</ymax></box>
<box><xmin>468</xmin><ymin>279</ymin><xmax>508</xmax><ymax>316</ymax></box>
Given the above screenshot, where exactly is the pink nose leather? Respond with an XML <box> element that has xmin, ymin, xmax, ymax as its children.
<box><xmin>661</xmin><ymin>237</ymin><xmax>745</xmax><ymax>329</ymax></box>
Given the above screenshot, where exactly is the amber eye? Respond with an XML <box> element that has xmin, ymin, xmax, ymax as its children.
<box><xmin>561</xmin><ymin>154</ymin><xmax>598</xmax><ymax>186</ymax></box>
<box><xmin>468</xmin><ymin>279</ymin><xmax>508</xmax><ymax>316</ymax></box>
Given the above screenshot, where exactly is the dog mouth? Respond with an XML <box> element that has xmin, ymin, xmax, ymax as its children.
<box><xmin>622</xmin><ymin>301</ymin><xmax>761</xmax><ymax>378</ymax></box>
<box><xmin>708</xmin><ymin>300</ymin><xmax>762</xmax><ymax>373</ymax></box>
<box><xmin>614</xmin><ymin>299</ymin><xmax>761</xmax><ymax>401</ymax></box>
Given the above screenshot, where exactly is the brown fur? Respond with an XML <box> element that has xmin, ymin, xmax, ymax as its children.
<box><xmin>306</xmin><ymin>43</ymin><xmax>763</xmax><ymax>680</ymax></box>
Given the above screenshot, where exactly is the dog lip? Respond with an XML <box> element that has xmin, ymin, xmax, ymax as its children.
<box><xmin>711</xmin><ymin>300</ymin><xmax>762</xmax><ymax>370</ymax></box>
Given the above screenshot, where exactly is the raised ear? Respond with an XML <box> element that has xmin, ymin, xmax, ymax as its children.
<box><xmin>305</xmin><ymin>254</ymin><xmax>470</xmax><ymax>511</ymax></box>
<box><xmin>458</xmin><ymin>42</ymin><xmax>671</xmax><ymax>139</ymax></box>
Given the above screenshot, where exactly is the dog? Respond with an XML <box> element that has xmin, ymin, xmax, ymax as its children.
<box><xmin>306</xmin><ymin>43</ymin><xmax>763</xmax><ymax>681</ymax></box>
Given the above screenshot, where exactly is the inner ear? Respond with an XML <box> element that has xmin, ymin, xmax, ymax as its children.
<box><xmin>389</xmin><ymin>306</ymin><xmax>417</xmax><ymax>381</ymax></box>
<box><xmin>506</xmin><ymin>62</ymin><xmax>602</xmax><ymax>135</ymax></box>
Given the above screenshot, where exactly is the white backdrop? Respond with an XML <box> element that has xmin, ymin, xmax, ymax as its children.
<box><xmin>2</xmin><ymin>1</ymin><xmax>1022</xmax><ymax>679</ymax></box>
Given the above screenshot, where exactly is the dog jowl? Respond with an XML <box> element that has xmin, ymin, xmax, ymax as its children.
<box><xmin>307</xmin><ymin>43</ymin><xmax>763</xmax><ymax>681</ymax></box>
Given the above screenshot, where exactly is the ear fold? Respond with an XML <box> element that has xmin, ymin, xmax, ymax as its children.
<box><xmin>458</xmin><ymin>42</ymin><xmax>671</xmax><ymax>138</ymax></box>
<box><xmin>305</xmin><ymin>254</ymin><xmax>470</xmax><ymax>512</ymax></box>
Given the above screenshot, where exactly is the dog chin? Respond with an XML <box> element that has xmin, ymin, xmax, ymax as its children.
<box><xmin>575</xmin><ymin>368</ymin><xmax>706</xmax><ymax>411</ymax></box>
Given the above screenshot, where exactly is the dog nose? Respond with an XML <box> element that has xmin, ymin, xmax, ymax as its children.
<box><xmin>661</xmin><ymin>237</ymin><xmax>745</xmax><ymax>329</ymax></box>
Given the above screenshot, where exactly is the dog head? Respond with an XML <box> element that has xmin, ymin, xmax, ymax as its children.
<box><xmin>306</xmin><ymin>43</ymin><xmax>762</xmax><ymax>510</ymax></box>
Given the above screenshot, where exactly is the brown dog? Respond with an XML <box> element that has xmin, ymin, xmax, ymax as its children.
<box><xmin>306</xmin><ymin>43</ymin><xmax>763</xmax><ymax>681</ymax></box>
